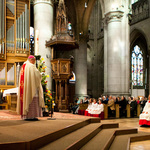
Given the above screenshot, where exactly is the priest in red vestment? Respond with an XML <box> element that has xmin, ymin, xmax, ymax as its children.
<box><xmin>17</xmin><ymin>55</ymin><xmax>45</xmax><ymax>120</ymax></box>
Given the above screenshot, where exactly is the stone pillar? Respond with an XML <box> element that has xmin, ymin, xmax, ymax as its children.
<box><xmin>34</xmin><ymin>0</ymin><xmax>53</xmax><ymax>90</ymax></box>
<box><xmin>75</xmin><ymin>34</ymin><xmax>88</xmax><ymax>98</ymax></box>
<box><xmin>149</xmin><ymin>57</ymin><xmax>150</xmax><ymax>95</ymax></box>
<box><xmin>104</xmin><ymin>10</ymin><xmax>130</xmax><ymax>96</ymax></box>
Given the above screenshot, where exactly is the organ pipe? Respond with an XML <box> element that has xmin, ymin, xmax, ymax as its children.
<box><xmin>0</xmin><ymin>0</ymin><xmax>5</xmax><ymax>54</ymax></box>
<box><xmin>15</xmin><ymin>4</ymin><xmax>29</xmax><ymax>51</ymax></box>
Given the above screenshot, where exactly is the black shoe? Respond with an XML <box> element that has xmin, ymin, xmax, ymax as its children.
<box><xmin>24</xmin><ymin>118</ymin><xmax>39</xmax><ymax>121</ymax></box>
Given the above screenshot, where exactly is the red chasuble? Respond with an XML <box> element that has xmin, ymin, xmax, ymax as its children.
<box><xmin>19</xmin><ymin>63</ymin><xmax>26</xmax><ymax>115</ymax></box>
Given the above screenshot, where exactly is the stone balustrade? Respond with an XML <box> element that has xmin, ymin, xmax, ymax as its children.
<box><xmin>130</xmin><ymin>0</ymin><xmax>149</xmax><ymax>25</ymax></box>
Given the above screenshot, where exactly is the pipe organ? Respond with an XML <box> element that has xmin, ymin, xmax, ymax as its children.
<box><xmin>0</xmin><ymin>0</ymin><xmax>30</xmax><ymax>60</ymax></box>
<box><xmin>0</xmin><ymin>0</ymin><xmax>5</xmax><ymax>55</ymax></box>
<box><xmin>16</xmin><ymin>4</ymin><xmax>30</xmax><ymax>54</ymax></box>
<box><xmin>0</xmin><ymin>0</ymin><xmax>30</xmax><ymax>89</ymax></box>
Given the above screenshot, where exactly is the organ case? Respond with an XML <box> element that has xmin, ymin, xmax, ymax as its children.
<box><xmin>0</xmin><ymin>0</ymin><xmax>30</xmax><ymax>60</ymax></box>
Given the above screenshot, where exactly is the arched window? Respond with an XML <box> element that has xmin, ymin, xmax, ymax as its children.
<box><xmin>131</xmin><ymin>45</ymin><xmax>143</xmax><ymax>86</ymax></box>
<box><xmin>68</xmin><ymin>22</ymin><xmax>72</xmax><ymax>30</ymax></box>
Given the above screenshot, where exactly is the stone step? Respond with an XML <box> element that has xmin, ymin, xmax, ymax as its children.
<box><xmin>0</xmin><ymin>118</ymin><xmax>100</xmax><ymax>150</ymax></box>
<box><xmin>109</xmin><ymin>131</ymin><xmax>150</xmax><ymax>150</ymax></box>
<box><xmin>81</xmin><ymin>128</ymin><xmax>137</xmax><ymax>150</ymax></box>
<box><xmin>40</xmin><ymin>123</ymin><xmax>118</xmax><ymax>150</ymax></box>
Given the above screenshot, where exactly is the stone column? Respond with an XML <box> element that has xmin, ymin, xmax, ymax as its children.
<box><xmin>34</xmin><ymin>0</ymin><xmax>53</xmax><ymax>90</ymax></box>
<box><xmin>75</xmin><ymin>34</ymin><xmax>88</xmax><ymax>98</ymax></box>
<box><xmin>104</xmin><ymin>10</ymin><xmax>130</xmax><ymax>96</ymax></box>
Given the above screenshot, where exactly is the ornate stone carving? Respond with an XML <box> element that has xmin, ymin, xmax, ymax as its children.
<box><xmin>105</xmin><ymin>11</ymin><xmax>124</xmax><ymax>23</ymax></box>
<box><xmin>130</xmin><ymin>0</ymin><xmax>149</xmax><ymax>25</ymax></box>
<box><xmin>56</xmin><ymin>0</ymin><xmax>67</xmax><ymax>33</ymax></box>
<box><xmin>45</xmin><ymin>0</ymin><xmax>78</xmax><ymax>50</ymax></box>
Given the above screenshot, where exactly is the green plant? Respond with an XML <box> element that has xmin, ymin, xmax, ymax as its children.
<box><xmin>38</xmin><ymin>57</ymin><xmax>53</xmax><ymax>111</ymax></box>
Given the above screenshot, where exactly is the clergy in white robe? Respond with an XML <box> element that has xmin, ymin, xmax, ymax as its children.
<box><xmin>139</xmin><ymin>95</ymin><xmax>150</xmax><ymax>126</ymax></box>
<box><xmin>16</xmin><ymin>55</ymin><xmax>45</xmax><ymax>120</ymax></box>
<box><xmin>90</xmin><ymin>99</ymin><xmax>98</xmax><ymax>114</ymax></box>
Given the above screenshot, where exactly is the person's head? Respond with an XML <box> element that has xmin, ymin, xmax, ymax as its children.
<box><xmin>135</xmin><ymin>97</ymin><xmax>138</xmax><ymax>101</ymax></box>
<box><xmin>128</xmin><ymin>96</ymin><xmax>131</xmax><ymax>101</ymax></box>
<box><xmin>89</xmin><ymin>98</ymin><xmax>93</xmax><ymax>103</ymax></box>
<box><xmin>102</xmin><ymin>96</ymin><xmax>106</xmax><ymax>100</ymax></box>
<box><xmin>28</xmin><ymin>55</ymin><xmax>36</xmax><ymax>64</ymax></box>
<box><xmin>131</xmin><ymin>97</ymin><xmax>134</xmax><ymax>100</ymax></box>
<box><xmin>109</xmin><ymin>96</ymin><xmax>112</xmax><ymax>100</ymax></box>
<box><xmin>93</xmin><ymin>98</ymin><xmax>97</xmax><ymax>103</ymax></box>
<box><xmin>113</xmin><ymin>96</ymin><xmax>116</xmax><ymax>100</ymax></box>
<box><xmin>99</xmin><ymin>99</ymin><xmax>102</xmax><ymax>104</ymax></box>
<box><xmin>80</xmin><ymin>99</ymin><xmax>83</xmax><ymax>104</ymax></box>
<box><xmin>148</xmin><ymin>95</ymin><xmax>150</xmax><ymax>100</ymax></box>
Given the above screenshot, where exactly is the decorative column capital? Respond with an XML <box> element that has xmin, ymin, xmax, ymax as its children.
<box><xmin>79</xmin><ymin>33</ymin><xmax>89</xmax><ymax>42</ymax></box>
<box><xmin>33</xmin><ymin>0</ymin><xmax>53</xmax><ymax>6</ymax></box>
<box><xmin>104</xmin><ymin>10</ymin><xmax>124</xmax><ymax>23</ymax></box>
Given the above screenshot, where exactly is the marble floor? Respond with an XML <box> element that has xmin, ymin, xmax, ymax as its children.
<box><xmin>102</xmin><ymin>118</ymin><xmax>150</xmax><ymax>150</ymax></box>
<box><xmin>130</xmin><ymin>140</ymin><xmax>150</xmax><ymax>150</ymax></box>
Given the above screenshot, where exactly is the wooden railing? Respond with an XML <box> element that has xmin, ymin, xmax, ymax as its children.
<box><xmin>79</xmin><ymin>103</ymin><xmax>141</xmax><ymax>119</ymax></box>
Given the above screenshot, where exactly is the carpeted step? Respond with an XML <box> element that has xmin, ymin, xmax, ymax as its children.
<box><xmin>109</xmin><ymin>131</ymin><xmax>150</xmax><ymax>150</ymax></box>
<box><xmin>0</xmin><ymin>118</ymin><xmax>100</xmax><ymax>150</ymax></box>
<box><xmin>40</xmin><ymin>123</ymin><xmax>118</xmax><ymax>150</ymax></box>
<box><xmin>81</xmin><ymin>128</ymin><xmax>137</xmax><ymax>150</ymax></box>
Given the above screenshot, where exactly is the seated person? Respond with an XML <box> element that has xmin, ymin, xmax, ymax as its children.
<box><xmin>85</xmin><ymin>98</ymin><xmax>93</xmax><ymax>115</ymax></box>
<box><xmin>96</xmin><ymin>99</ymin><xmax>104</xmax><ymax>114</ymax></box>
<box><xmin>130</xmin><ymin>97</ymin><xmax>137</xmax><ymax>117</ymax></box>
<box><xmin>89</xmin><ymin>98</ymin><xmax>98</xmax><ymax>114</ymax></box>
<box><xmin>120</xmin><ymin>96</ymin><xmax>127</xmax><ymax>117</ymax></box>
<box><xmin>74</xmin><ymin>99</ymin><xmax>83</xmax><ymax>114</ymax></box>
<box><xmin>140</xmin><ymin>97</ymin><xmax>147</xmax><ymax>113</ymax></box>
<box><xmin>83</xmin><ymin>97</ymin><xmax>89</xmax><ymax>104</ymax></box>
<box><xmin>139</xmin><ymin>95</ymin><xmax>150</xmax><ymax>126</ymax></box>
<box><xmin>72</xmin><ymin>98</ymin><xmax>80</xmax><ymax>114</ymax></box>
<box><xmin>102</xmin><ymin>96</ymin><xmax>108</xmax><ymax>104</ymax></box>
<box><xmin>108</xmin><ymin>96</ymin><xmax>115</xmax><ymax>117</ymax></box>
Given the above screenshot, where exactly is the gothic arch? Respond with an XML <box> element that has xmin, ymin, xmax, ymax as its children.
<box><xmin>130</xmin><ymin>29</ymin><xmax>149</xmax><ymax>55</ymax></box>
<box><xmin>99</xmin><ymin>0</ymin><xmax>105</xmax><ymax>17</ymax></box>
<box><xmin>130</xmin><ymin>29</ymin><xmax>149</xmax><ymax>96</ymax></box>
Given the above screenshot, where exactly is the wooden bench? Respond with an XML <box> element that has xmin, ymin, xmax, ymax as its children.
<box><xmin>78</xmin><ymin>103</ymin><xmax>141</xmax><ymax>119</ymax></box>
<box><xmin>79</xmin><ymin>104</ymin><xmax>88</xmax><ymax>110</ymax></box>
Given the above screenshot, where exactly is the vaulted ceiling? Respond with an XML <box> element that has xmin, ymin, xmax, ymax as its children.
<box><xmin>64</xmin><ymin>0</ymin><xmax>96</xmax><ymax>37</ymax></box>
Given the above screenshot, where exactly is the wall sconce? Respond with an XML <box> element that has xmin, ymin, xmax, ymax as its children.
<box><xmin>85</xmin><ymin>0</ymin><xmax>89</xmax><ymax>8</ymax></box>
<box><xmin>85</xmin><ymin>2</ymin><xmax>87</xmax><ymax>8</ymax></box>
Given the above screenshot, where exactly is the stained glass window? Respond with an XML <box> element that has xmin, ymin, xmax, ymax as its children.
<box><xmin>68</xmin><ymin>22</ymin><xmax>72</xmax><ymax>30</ymax></box>
<box><xmin>131</xmin><ymin>45</ymin><xmax>143</xmax><ymax>86</ymax></box>
<box><xmin>131</xmin><ymin>0</ymin><xmax>138</xmax><ymax>4</ymax></box>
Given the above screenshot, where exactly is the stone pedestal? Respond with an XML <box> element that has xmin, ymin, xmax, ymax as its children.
<box><xmin>104</xmin><ymin>10</ymin><xmax>130</xmax><ymax>96</ymax></box>
<box><xmin>75</xmin><ymin>35</ymin><xmax>88</xmax><ymax>98</ymax></box>
<box><xmin>34</xmin><ymin>0</ymin><xmax>53</xmax><ymax>90</ymax></box>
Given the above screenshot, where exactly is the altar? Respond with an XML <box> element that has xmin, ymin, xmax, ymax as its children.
<box><xmin>0</xmin><ymin>88</ymin><xmax>18</xmax><ymax>111</ymax></box>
